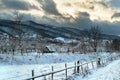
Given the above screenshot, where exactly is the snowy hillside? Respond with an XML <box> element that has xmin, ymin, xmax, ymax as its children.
<box><xmin>0</xmin><ymin>19</ymin><xmax>120</xmax><ymax>39</ymax></box>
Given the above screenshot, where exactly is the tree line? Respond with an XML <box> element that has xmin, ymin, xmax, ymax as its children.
<box><xmin>79</xmin><ymin>26</ymin><xmax>120</xmax><ymax>53</ymax></box>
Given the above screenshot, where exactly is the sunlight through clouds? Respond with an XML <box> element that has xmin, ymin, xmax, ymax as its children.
<box><xmin>53</xmin><ymin>0</ymin><xmax>116</xmax><ymax>22</ymax></box>
<box><xmin>0</xmin><ymin>0</ymin><xmax>120</xmax><ymax>35</ymax></box>
<box><xmin>0</xmin><ymin>0</ymin><xmax>120</xmax><ymax>22</ymax></box>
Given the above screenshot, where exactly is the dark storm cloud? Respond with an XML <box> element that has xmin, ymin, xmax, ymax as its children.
<box><xmin>70</xmin><ymin>17</ymin><xmax>120</xmax><ymax>35</ymax></box>
<box><xmin>38</xmin><ymin>0</ymin><xmax>61</xmax><ymax>15</ymax></box>
<box><xmin>95</xmin><ymin>21</ymin><xmax>120</xmax><ymax>35</ymax></box>
<box><xmin>0</xmin><ymin>0</ymin><xmax>39</xmax><ymax>10</ymax></box>
<box><xmin>0</xmin><ymin>0</ymin><xmax>120</xmax><ymax>35</ymax></box>
<box><xmin>78</xmin><ymin>14</ymin><xmax>120</xmax><ymax>35</ymax></box>
<box><xmin>58</xmin><ymin>12</ymin><xmax>92</xmax><ymax>29</ymax></box>
<box><xmin>72</xmin><ymin>12</ymin><xmax>91</xmax><ymax>28</ymax></box>
<box><xmin>111</xmin><ymin>13</ymin><xmax>120</xmax><ymax>19</ymax></box>
<box><xmin>70</xmin><ymin>17</ymin><xmax>92</xmax><ymax>29</ymax></box>
<box><xmin>66</xmin><ymin>12</ymin><xmax>120</xmax><ymax>35</ymax></box>
<box><xmin>0</xmin><ymin>13</ymin><xmax>13</xmax><ymax>20</ymax></box>
<box><xmin>39</xmin><ymin>11</ymin><xmax>120</xmax><ymax>35</ymax></box>
<box><xmin>40</xmin><ymin>16</ymin><xmax>61</xmax><ymax>26</ymax></box>
<box><xmin>59</xmin><ymin>11</ymin><xmax>120</xmax><ymax>35</ymax></box>
<box><xmin>80</xmin><ymin>12</ymin><xmax>90</xmax><ymax>18</ymax></box>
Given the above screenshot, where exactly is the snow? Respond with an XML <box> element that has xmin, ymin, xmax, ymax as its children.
<box><xmin>0</xmin><ymin>52</ymin><xmax>119</xmax><ymax>80</ymax></box>
<box><xmin>74</xmin><ymin>59</ymin><xmax>120</xmax><ymax>80</ymax></box>
<box><xmin>55</xmin><ymin>37</ymin><xmax>65</xmax><ymax>42</ymax></box>
<box><xmin>0</xmin><ymin>52</ymin><xmax>113</xmax><ymax>65</ymax></box>
<box><xmin>54</xmin><ymin>37</ymin><xmax>78</xmax><ymax>43</ymax></box>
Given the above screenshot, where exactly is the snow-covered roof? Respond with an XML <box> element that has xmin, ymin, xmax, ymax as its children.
<box><xmin>55</xmin><ymin>37</ymin><xmax>65</xmax><ymax>42</ymax></box>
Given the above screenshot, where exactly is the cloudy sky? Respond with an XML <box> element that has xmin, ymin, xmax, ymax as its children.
<box><xmin>0</xmin><ymin>0</ymin><xmax>120</xmax><ymax>35</ymax></box>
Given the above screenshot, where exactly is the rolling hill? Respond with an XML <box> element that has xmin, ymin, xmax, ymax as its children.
<box><xmin>0</xmin><ymin>19</ymin><xmax>120</xmax><ymax>40</ymax></box>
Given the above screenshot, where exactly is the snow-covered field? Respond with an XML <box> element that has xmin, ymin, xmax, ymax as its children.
<box><xmin>74</xmin><ymin>59</ymin><xmax>120</xmax><ymax>80</ymax></box>
<box><xmin>0</xmin><ymin>52</ymin><xmax>110</xmax><ymax>65</ymax></box>
<box><xmin>0</xmin><ymin>52</ymin><xmax>119</xmax><ymax>80</ymax></box>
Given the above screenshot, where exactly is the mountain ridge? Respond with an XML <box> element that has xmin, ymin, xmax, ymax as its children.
<box><xmin>0</xmin><ymin>19</ymin><xmax>120</xmax><ymax>40</ymax></box>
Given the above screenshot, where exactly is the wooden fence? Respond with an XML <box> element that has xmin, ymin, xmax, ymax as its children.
<box><xmin>25</xmin><ymin>55</ymin><xmax>120</xmax><ymax>80</ymax></box>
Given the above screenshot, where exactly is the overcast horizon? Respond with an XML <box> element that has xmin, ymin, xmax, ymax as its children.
<box><xmin>0</xmin><ymin>0</ymin><xmax>120</xmax><ymax>35</ymax></box>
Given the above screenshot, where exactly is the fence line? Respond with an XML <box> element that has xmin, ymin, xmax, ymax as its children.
<box><xmin>25</xmin><ymin>55</ymin><xmax>120</xmax><ymax>80</ymax></box>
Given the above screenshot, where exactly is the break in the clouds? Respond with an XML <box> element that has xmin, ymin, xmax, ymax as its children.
<box><xmin>0</xmin><ymin>0</ymin><xmax>40</xmax><ymax>10</ymax></box>
<box><xmin>108</xmin><ymin>0</ymin><xmax>120</xmax><ymax>9</ymax></box>
<box><xmin>0</xmin><ymin>0</ymin><xmax>120</xmax><ymax>35</ymax></box>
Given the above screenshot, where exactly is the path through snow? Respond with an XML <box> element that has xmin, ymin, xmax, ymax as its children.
<box><xmin>75</xmin><ymin>59</ymin><xmax>120</xmax><ymax>80</ymax></box>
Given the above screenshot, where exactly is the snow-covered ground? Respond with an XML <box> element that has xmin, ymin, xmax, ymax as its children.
<box><xmin>0</xmin><ymin>52</ymin><xmax>111</xmax><ymax>65</ymax></box>
<box><xmin>74</xmin><ymin>59</ymin><xmax>120</xmax><ymax>80</ymax></box>
<box><xmin>0</xmin><ymin>52</ymin><xmax>119</xmax><ymax>80</ymax></box>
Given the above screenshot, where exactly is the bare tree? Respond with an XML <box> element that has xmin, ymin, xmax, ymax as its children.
<box><xmin>81</xmin><ymin>26</ymin><xmax>102</xmax><ymax>52</ymax></box>
<box><xmin>111</xmin><ymin>39</ymin><xmax>120</xmax><ymax>52</ymax></box>
<box><xmin>105</xmin><ymin>41</ymin><xmax>111</xmax><ymax>52</ymax></box>
<box><xmin>14</xmin><ymin>11</ymin><xmax>24</xmax><ymax>55</ymax></box>
<box><xmin>0</xmin><ymin>36</ymin><xmax>3</xmax><ymax>53</ymax></box>
<box><xmin>14</xmin><ymin>10</ymin><xmax>24</xmax><ymax>39</ymax></box>
<box><xmin>89</xmin><ymin>26</ymin><xmax>102</xmax><ymax>52</ymax></box>
<box><xmin>80</xmin><ymin>29</ymin><xmax>90</xmax><ymax>53</ymax></box>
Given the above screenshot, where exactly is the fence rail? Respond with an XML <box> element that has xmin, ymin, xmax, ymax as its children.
<box><xmin>25</xmin><ymin>55</ymin><xmax>120</xmax><ymax>80</ymax></box>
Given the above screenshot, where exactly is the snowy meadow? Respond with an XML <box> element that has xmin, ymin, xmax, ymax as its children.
<box><xmin>0</xmin><ymin>52</ymin><xmax>119</xmax><ymax>80</ymax></box>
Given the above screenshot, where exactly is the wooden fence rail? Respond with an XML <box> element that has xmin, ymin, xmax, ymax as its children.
<box><xmin>25</xmin><ymin>55</ymin><xmax>120</xmax><ymax>80</ymax></box>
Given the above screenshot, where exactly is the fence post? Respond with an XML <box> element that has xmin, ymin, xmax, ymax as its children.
<box><xmin>81</xmin><ymin>65</ymin><xmax>83</xmax><ymax>74</ymax></box>
<box><xmin>32</xmin><ymin>70</ymin><xmax>34</xmax><ymax>80</ymax></box>
<box><xmin>97</xmin><ymin>58</ymin><xmax>101</xmax><ymax>67</ymax></box>
<box><xmin>77</xmin><ymin>61</ymin><xmax>80</xmax><ymax>73</ymax></box>
<box><xmin>74</xmin><ymin>62</ymin><xmax>76</xmax><ymax>74</ymax></box>
<box><xmin>101</xmin><ymin>59</ymin><xmax>103</xmax><ymax>65</ymax></box>
<box><xmin>65</xmin><ymin>64</ymin><xmax>67</xmax><ymax>80</ymax></box>
<box><xmin>51</xmin><ymin>66</ymin><xmax>54</xmax><ymax>80</ymax></box>
<box><xmin>86</xmin><ymin>63</ymin><xmax>89</xmax><ymax>70</ymax></box>
<box><xmin>91</xmin><ymin>61</ymin><xmax>94</xmax><ymax>69</ymax></box>
<box><xmin>110</xmin><ymin>56</ymin><xmax>113</xmax><ymax>61</ymax></box>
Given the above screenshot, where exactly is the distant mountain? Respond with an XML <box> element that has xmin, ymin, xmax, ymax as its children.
<box><xmin>0</xmin><ymin>19</ymin><xmax>120</xmax><ymax>40</ymax></box>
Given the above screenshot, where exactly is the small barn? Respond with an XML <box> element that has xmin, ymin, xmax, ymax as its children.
<box><xmin>42</xmin><ymin>46</ymin><xmax>55</xmax><ymax>53</ymax></box>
